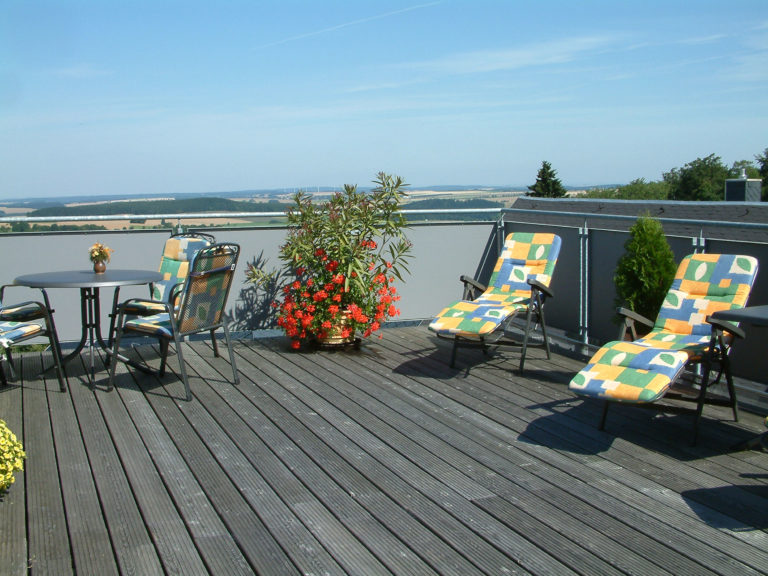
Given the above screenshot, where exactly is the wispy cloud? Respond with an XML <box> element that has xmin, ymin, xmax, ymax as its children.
<box><xmin>401</xmin><ymin>35</ymin><xmax>619</xmax><ymax>76</ymax></box>
<box><xmin>256</xmin><ymin>1</ymin><xmax>442</xmax><ymax>49</ymax></box>
<box><xmin>676</xmin><ymin>34</ymin><xmax>728</xmax><ymax>45</ymax></box>
<box><xmin>52</xmin><ymin>64</ymin><xmax>111</xmax><ymax>79</ymax></box>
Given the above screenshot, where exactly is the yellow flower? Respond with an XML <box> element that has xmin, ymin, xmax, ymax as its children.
<box><xmin>89</xmin><ymin>242</ymin><xmax>114</xmax><ymax>263</ymax></box>
<box><xmin>0</xmin><ymin>419</ymin><xmax>25</xmax><ymax>493</ymax></box>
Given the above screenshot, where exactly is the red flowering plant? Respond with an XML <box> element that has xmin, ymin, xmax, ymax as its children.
<box><xmin>274</xmin><ymin>172</ymin><xmax>412</xmax><ymax>349</ymax></box>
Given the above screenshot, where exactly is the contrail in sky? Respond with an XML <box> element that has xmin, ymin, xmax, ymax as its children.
<box><xmin>257</xmin><ymin>2</ymin><xmax>442</xmax><ymax>48</ymax></box>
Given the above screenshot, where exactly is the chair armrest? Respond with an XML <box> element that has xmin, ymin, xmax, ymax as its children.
<box><xmin>616</xmin><ymin>307</ymin><xmax>655</xmax><ymax>341</ymax></box>
<box><xmin>459</xmin><ymin>275</ymin><xmax>487</xmax><ymax>300</ymax></box>
<box><xmin>169</xmin><ymin>282</ymin><xmax>185</xmax><ymax>307</ymax></box>
<box><xmin>617</xmin><ymin>307</ymin><xmax>654</xmax><ymax>329</ymax></box>
<box><xmin>527</xmin><ymin>278</ymin><xmax>554</xmax><ymax>299</ymax></box>
<box><xmin>706</xmin><ymin>316</ymin><xmax>746</xmax><ymax>340</ymax></box>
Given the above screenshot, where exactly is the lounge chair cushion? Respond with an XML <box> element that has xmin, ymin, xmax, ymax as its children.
<box><xmin>429</xmin><ymin>232</ymin><xmax>561</xmax><ymax>338</ymax></box>
<box><xmin>569</xmin><ymin>253</ymin><xmax>758</xmax><ymax>405</ymax></box>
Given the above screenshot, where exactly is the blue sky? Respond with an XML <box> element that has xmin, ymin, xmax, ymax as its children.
<box><xmin>2</xmin><ymin>1</ymin><xmax>767</xmax><ymax>199</ymax></box>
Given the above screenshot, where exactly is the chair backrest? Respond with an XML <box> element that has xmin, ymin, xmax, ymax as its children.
<box><xmin>653</xmin><ymin>253</ymin><xmax>759</xmax><ymax>336</ymax></box>
<box><xmin>175</xmin><ymin>243</ymin><xmax>240</xmax><ymax>334</ymax></box>
<box><xmin>487</xmin><ymin>232</ymin><xmax>561</xmax><ymax>296</ymax></box>
<box><xmin>153</xmin><ymin>232</ymin><xmax>216</xmax><ymax>302</ymax></box>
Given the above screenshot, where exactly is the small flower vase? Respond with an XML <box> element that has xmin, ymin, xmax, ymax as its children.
<box><xmin>93</xmin><ymin>260</ymin><xmax>107</xmax><ymax>274</ymax></box>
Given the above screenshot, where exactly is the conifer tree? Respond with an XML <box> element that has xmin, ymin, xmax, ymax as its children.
<box><xmin>527</xmin><ymin>161</ymin><xmax>567</xmax><ymax>198</ymax></box>
<box><xmin>614</xmin><ymin>216</ymin><xmax>676</xmax><ymax>322</ymax></box>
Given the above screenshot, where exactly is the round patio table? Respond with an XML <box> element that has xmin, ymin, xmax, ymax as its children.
<box><xmin>14</xmin><ymin>269</ymin><xmax>163</xmax><ymax>380</ymax></box>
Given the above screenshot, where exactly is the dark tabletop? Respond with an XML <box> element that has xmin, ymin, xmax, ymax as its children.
<box><xmin>711</xmin><ymin>305</ymin><xmax>768</xmax><ymax>327</ymax></box>
<box><xmin>14</xmin><ymin>269</ymin><xmax>163</xmax><ymax>289</ymax></box>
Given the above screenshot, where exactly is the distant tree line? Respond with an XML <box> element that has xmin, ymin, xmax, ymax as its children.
<box><xmin>578</xmin><ymin>148</ymin><xmax>768</xmax><ymax>201</ymax></box>
<box><xmin>28</xmin><ymin>197</ymin><xmax>287</xmax><ymax>217</ymax></box>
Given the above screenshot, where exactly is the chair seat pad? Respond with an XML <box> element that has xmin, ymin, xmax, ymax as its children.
<box><xmin>0</xmin><ymin>321</ymin><xmax>44</xmax><ymax>345</ymax></box>
<box><xmin>0</xmin><ymin>304</ymin><xmax>45</xmax><ymax>323</ymax></box>
<box><xmin>122</xmin><ymin>301</ymin><xmax>169</xmax><ymax>316</ymax></box>
<box><xmin>429</xmin><ymin>295</ymin><xmax>528</xmax><ymax>338</ymax></box>
<box><xmin>124</xmin><ymin>314</ymin><xmax>173</xmax><ymax>338</ymax></box>
<box><xmin>569</xmin><ymin>340</ymin><xmax>690</xmax><ymax>403</ymax></box>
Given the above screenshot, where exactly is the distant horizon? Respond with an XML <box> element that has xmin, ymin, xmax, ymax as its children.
<box><xmin>0</xmin><ymin>182</ymin><xmax>626</xmax><ymax>205</ymax></box>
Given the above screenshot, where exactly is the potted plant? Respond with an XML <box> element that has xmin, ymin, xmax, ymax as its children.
<box><xmin>0</xmin><ymin>419</ymin><xmax>25</xmax><ymax>493</ymax></box>
<box><xmin>88</xmin><ymin>242</ymin><xmax>114</xmax><ymax>274</ymax></box>
<box><xmin>254</xmin><ymin>172</ymin><xmax>412</xmax><ymax>349</ymax></box>
<box><xmin>613</xmin><ymin>215</ymin><xmax>676</xmax><ymax>336</ymax></box>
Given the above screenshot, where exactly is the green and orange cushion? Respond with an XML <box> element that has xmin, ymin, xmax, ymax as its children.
<box><xmin>429</xmin><ymin>232</ymin><xmax>561</xmax><ymax>339</ymax></box>
<box><xmin>0</xmin><ymin>303</ymin><xmax>46</xmax><ymax>323</ymax></box>
<box><xmin>123</xmin><ymin>235</ymin><xmax>213</xmax><ymax>316</ymax></box>
<box><xmin>123</xmin><ymin>250</ymin><xmax>232</xmax><ymax>339</ymax></box>
<box><xmin>0</xmin><ymin>320</ymin><xmax>44</xmax><ymax>348</ymax></box>
<box><xmin>569</xmin><ymin>253</ymin><xmax>759</xmax><ymax>404</ymax></box>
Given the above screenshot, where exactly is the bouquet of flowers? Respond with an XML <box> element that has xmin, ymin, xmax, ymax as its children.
<box><xmin>253</xmin><ymin>172</ymin><xmax>412</xmax><ymax>349</ymax></box>
<box><xmin>88</xmin><ymin>242</ymin><xmax>114</xmax><ymax>263</ymax></box>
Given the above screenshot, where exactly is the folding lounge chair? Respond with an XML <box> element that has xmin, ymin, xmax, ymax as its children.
<box><xmin>429</xmin><ymin>232</ymin><xmax>562</xmax><ymax>373</ymax></box>
<box><xmin>569</xmin><ymin>253</ymin><xmax>758</xmax><ymax>443</ymax></box>
<box><xmin>0</xmin><ymin>286</ymin><xmax>66</xmax><ymax>391</ymax></box>
<box><xmin>108</xmin><ymin>243</ymin><xmax>240</xmax><ymax>401</ymax></box>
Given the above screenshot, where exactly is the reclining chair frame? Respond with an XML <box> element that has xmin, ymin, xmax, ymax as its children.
<box><xmin>439</xmin><ymin>273</ymin><xmax>554</xmax><ymax>373</ymax></box>
<box><xmin>601</xmin><ymin>306</ymin><xmax>743</xmax><ymax>443</ymax></box>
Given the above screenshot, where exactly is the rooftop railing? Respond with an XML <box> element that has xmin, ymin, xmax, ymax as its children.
<box><xmin>2</xmin><ymin>205</ymin><xmax>766</xmax><ymax>408</ymax></box>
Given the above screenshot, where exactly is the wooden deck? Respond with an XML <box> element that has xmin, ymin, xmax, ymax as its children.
<box><xmin>1</xmin><ymin>325</ymin><xmax>767</xmax><ymax>575</ymax></box>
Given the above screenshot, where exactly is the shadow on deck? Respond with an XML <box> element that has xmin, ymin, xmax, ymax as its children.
<box><xmin>1</xmin><ymin>326</ymin><xmax>767</xmax><ymax>575</ymax></box>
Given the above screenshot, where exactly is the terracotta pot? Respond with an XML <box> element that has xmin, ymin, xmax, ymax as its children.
<box><xmin>93</xmin><ymin>260</ymin><xmax>107</xmax><ymax>274</ymax></box>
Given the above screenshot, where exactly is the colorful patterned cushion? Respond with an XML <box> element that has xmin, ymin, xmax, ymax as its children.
<box><xmin>0</xmin><ymin>320</ymin><xmax>44</xmax><ymax>347</ymax></box>
<box><xmin>124</xmin><ymin>313</ymin><xmax>174</xmax><ymax>338</ymax></box>
<box><xmin>152</xmin><ymin>236</ymin><xmax>213</xmax><ymax>301</ymax></box>
<box><xmin>569</xmin><ymin>340</ymin><xmax>690</xmax><ymax>403</ymax></box>
<box><xmin>122</xmin><ymin>235</ymin><xmax>213</xmax><ymax>317</ymax></box>
<box><xmin>0</xmin><ymin>303</ymin><xmax>45</xmax><ymax>323</ymax></box>
<box><xmin>429</xmin><ymin>232</ymin><xmax>561</xmax><ymax>338</ymax></box>
<box><xmin>570</xmin><ymin>253</ymin><xmax>759</xmax><ymax>404</ymax></box>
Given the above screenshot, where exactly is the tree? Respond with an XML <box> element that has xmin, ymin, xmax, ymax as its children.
<box><xmin>663</xmin><ymin>154</ymin><xmax>730</xmax><ymax>201</ymax></box>
<box><xmin>583</xmin><ymin>178</ymin><xmax>670</xmax><ymax>200</ymax></box>
<box><xmin>755</xmin><ymin>147</ymin><xmax>768</xmax><ymax>201</ymax></box>
<box><xmin>527</xmin><ymin>161</ymin><xmax>567</xmax><ymax>198</ymax></box>
<box><xmin>614</xmin><ymin>216</ymin><xmax>677</xmax><ymax>323</ymax></box>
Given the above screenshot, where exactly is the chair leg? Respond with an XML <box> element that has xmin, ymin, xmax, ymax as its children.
<box><xmin>519</xmin><ymin>306</ymin><xmax>535</xmax><ymax>374</ymax></box>
<box><xmin>107</xmin><ymin>318</ymin><xmax>125</xmax><ymax>391</ymax></box>
<box><xmin>46</xmin><ymin>315</ymin><xmax>67</xmax><ymax>392</ymax></box>
<box><xmin>173</xmin><ymin>333</ymin><xmax>192</xmax><ymax>401</ymax></box>
<box><xmin>538</xmin><ymin>305</ymin><xmax>551</xmax><ymax>360</ymax></box>
<box><xmin>599</xmin><ymin>401</ymin><xmax>610</xmax><ymax>430</ymax></box>
<box><xmin>210</xmin><ymin>329</ymin><xmax>220</xmax><ymax>357</ymax></box>
<box><xmin>223</xmin><ymin>324</ymin><xmax>240</xmax><ymax>385</ymax></box>
<box><xmin>5</xmin><ymin>349</ymin><xmax>18</xmax><ymax>381</ymax></box>
<box><xmin>158</xmin><ymin>339</ymin><xmax>170</xmax><ymax>377</ymax></box>
<box><xmin>0</xmin><ymin>355</ymin><xmax>7</xmax><ymax>386</ymax></box>
<box><xmin>722</xmin><ymin>356</ymin><xmax>739</xmax><ymax>422</ymax></box>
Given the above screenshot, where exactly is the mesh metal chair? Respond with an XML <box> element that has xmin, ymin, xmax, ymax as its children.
<box><xmin>107</xmin><ymin>243</ymin><xmax>240</xmax><ymax>401</ymax></box>
<box><xmin>0</xmin><ymin>285</ymin><xmax>66</xmax><ymax>391</ymax></box>
<box><xmin>569</xmin><ymin>253</ymin><xmax>759</xmax><ymax>443</ymax></box>
<box><xmin>118</xmin><ymin>232</ymin><xmax>216</xmax><ymax>317</ymax></box>
<box><xmin>429</xmin><ymin>232</ymin><xmax>561</xmax><ymax>373</ymax></box>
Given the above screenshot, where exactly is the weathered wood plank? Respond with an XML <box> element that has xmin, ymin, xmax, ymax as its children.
<box><xmin>10</xmin><ymin>329</ymin><xmax>768</xmax><ymax>575</ymax></box>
